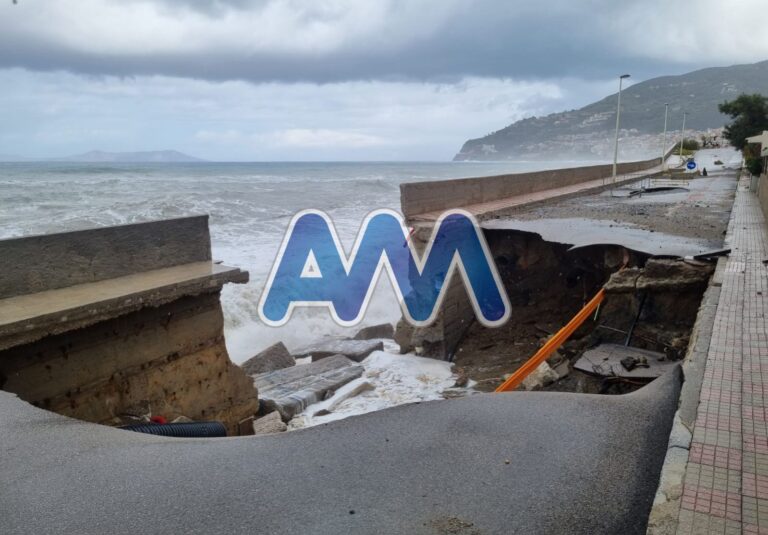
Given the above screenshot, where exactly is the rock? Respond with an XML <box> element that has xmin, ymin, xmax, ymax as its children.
<box><xmin>546</xmin><ymin>353</ymin><xmax>570</xmax><ymax>380</ymax></box>
<box><xmin>393</xmin><ymin>317</ymin><xmax>446</xmax><ymax>357</ymax></box>
<box><xmin>453</xmin><ymin>367</ymin><xmax>469</xmax><ymax>387</ymax></box>
<box><xmin>292</xmin><ymin>339</ymin><xmax>383</xmax><ymax>363</ymax></box>
<box><xmin>241</xmin><ymin>342</ymin><xmax>295</xmax><ymax>375</ymax></box>
<box><xmin>552</xmin><ymin>359</ymin><xmax>571</xmax><ymax>380</ymax></box>
<box><xmin>252</xmin><ymin>411</ymin><xmax>287</xmax><ymax>435</ymax></box>
<box><xmin>254</xmin><ymin>355</ymin><xmax>364</xmax><ymax>421</ymax></box>
<box><xmin>353</xmin><ymin>323</ymin><xmax>394</xmax><ymax>340</ymax></box>
<box><xmin>441</xmin><ymin>388</ymin><xmax>476</xmax><ymax>399</ymax></box>
<box><xmin>521</xmin><ymin>362</ymin><xmax>559</xmax><ymax>391</ymax></box>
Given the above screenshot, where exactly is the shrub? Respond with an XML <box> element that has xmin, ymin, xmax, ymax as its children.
<box><xmin>680</xmin><ymin>138</ymin><xmax>700</xmax><ymax>151</ymax></box>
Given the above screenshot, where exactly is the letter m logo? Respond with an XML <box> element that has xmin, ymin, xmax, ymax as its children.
<box><xmin>258</xmin><ymin>209</ymin><xmax>510</xmax><ymax>327</ymax></box>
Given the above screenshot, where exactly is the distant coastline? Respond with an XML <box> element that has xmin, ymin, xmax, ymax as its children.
<box><xmin>0</xmin><ymin>149</ymin><xmax>204</xmax><ymax>163</ymax></box>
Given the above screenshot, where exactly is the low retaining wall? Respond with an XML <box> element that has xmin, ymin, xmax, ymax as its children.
<box><xmin>0</xmin><ymin>216</ymin><xmax>211</xmax><ymax>299</ymax></box>
<box><xmin>758</xmin><ymin>173</ymin><xmax>768</xmax><ymax>220</ymax></box>
<box><xmin>400</xmin><ymin>149</ymin><xmax>675</xmax><ymax>218</ymax></box>
<box><xmin>0</xmin><ymin>216</ymin><xmax>258</xmax><ymax>435</ymax></box>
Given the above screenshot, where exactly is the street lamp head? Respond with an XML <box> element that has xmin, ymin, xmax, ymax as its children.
<box><xmin>620</xmin><ymin>74</ymin><xmax>631</xmax><ymax>79</ymax></box>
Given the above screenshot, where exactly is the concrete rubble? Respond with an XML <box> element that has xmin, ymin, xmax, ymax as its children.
<box><xmin>292</xmin><ymin>338</ymin><xmax>383</xmax><ymax>362</ymax></box>
<box><xmin>240</xmin><ymin>341</ymin><xmax>295</xmax><ymax>375</ymax></box>
<box><xmin>251</xmin><ymin>411</ymin><xmax>287</xmax><ymax>435</ymax></box>
<box><xmin>520</xmin><ymin>361</ymin><xmax>560</xmax><ymax>391</ymax></box>
<box><xmin>253</xmin><ymin>354</ymin><xmax>364</xmax><ymax>421</ymax></box>
<box><xmin>313</xmin><ymin>381</ymin><xmax>374</xmax><ymax>416</ymax></box>
<box><xmin>353</xmin><ymin>323</ymin><xmax>395</xmax><ymax>340</ymax></box>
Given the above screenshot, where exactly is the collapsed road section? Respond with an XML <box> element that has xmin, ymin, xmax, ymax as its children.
<box><xmin>397</xmin><ymin>149</ymin><xmax>740</xmax><ymax>396</ymax></box>
<box><xmin>0</xmin><ymin>149</ymin><xmax>746</xmax><ymax>534</ymax></box>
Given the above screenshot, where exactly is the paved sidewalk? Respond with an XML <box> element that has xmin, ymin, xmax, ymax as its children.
<box><xmin>677</xmin><ymin>176</ymin><xmax>768</xmax><ymax>533</ymax></box>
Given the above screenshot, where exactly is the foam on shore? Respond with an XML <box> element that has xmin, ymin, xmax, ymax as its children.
<box><xmin>288</xmin><ymin>344</ymin><xmax>456</xmax><ymax>429</ymax></box>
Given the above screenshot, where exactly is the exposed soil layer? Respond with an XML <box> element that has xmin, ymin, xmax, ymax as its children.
<box><xmin>453</xmin><ymin>230</ymin><xmax>629</xmax><ymax>392</ymax></box>
<box><xmin>452</xmin><ymin>171</ymin><xmax>736</xmax><ymax>394</ymax></box>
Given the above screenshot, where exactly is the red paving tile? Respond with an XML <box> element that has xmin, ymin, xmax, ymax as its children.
<box><xmin>676</xmin><ymin>176</ymin><xmax>768</xmax><ymax>533</ymax></box>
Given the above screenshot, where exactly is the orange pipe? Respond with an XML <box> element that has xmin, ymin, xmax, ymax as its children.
<box><xmin>495</xmin><ymin>288</ymin><xmax>605</xmax><ymax>393</ymax></box>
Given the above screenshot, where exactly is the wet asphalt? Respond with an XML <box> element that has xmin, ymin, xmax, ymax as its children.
<box><xmin>0</xmin><ymin>367</ymin><xmax>681</xmax><ymax>535</ymax></box>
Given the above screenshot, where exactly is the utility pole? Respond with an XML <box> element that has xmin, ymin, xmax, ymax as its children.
<box><xmin>611</xmin><ymin>74</ymin><xmax>631</xmax><ymax>194</ymax></box>
<box><xmin>678</xmin><ymin>112</ymin><xmax>687</xmax><ymax>159</ymax></box>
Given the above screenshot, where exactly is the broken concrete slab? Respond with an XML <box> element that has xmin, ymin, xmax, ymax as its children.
<box><xmin>605</xmin><ymin>258</ymin><xmax>714</xmax><ymax>293</ymax></box>
<box><xmin>353</xmin><ymin>323</ymin><xmax>394</xmax><ymax>340</ymax></box>
<box><xmin>574</xmin><ymin>344</ymin><xmax>677</xmax><ymax>380</ymax></box>
<box><xmin>521</xmin><ymin>361</ymin><xmax>559</xmax><ymax>391</ymax></box>
<box><xmin>251</xmin><ymin>411</ymin><xmax>287</xmax><ymax>435</ymax></box>
<box><xmin>315</xmin><ymin>380</ymin><xmax>375</xmax><ymax>416</ymax></box>
<box><xmin>254</xmin><ymin>355</ymin><xmax>364</xmax><ymax>421</ymax></box>
<box><xmin>240</xmin><ymin>342</ymin><xmax>295</xmax><ymax>376</ymax></box>
<box><xmin>292</xmin><ymin>339</ymin><xmax>383</xmax><ymax>362</ymax></box>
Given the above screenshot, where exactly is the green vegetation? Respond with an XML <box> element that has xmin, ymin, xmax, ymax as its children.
<box><xmin>719</xmin><ymin>94</ymin><xmax>768</xmax><ymax>176</ymax></box>
<box><xmin>680</xmin><ymin>138</ymin><xmax>700</xmax><ymax>151</ymax></box>
<box><xmin>675</xmin><ymin>140</ymin><xmax>699</xmax><ymax>157</ymax></box>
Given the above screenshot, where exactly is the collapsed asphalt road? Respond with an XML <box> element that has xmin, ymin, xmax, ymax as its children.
<box><xmin>0</xmin><ymin>368</ymin><xmax>681</xmax><ymax>535</ymax></box>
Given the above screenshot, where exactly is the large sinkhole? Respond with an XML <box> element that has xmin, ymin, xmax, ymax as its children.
<box><xmin>451</xmin><ymin>228</ymin><xmax>714</xmax><ymax>394</ymax></box>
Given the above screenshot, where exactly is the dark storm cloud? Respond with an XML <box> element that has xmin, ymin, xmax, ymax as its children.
<box><xmin>0</xmin><ymin>0</ymin><xmax>752</xmax><ymax>84</ymax></box>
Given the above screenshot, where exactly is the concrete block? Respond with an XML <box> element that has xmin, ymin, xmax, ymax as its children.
<box><xmin>241</xmin><ymin>342</ymin><xmax>295</xmax><ymax>375</ymax></box>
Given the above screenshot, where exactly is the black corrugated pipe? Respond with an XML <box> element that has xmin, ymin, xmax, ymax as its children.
<box><xmin>120</xmin><ymin>421</ymin><xmax>227</xmax><ymax>438</ymax></box>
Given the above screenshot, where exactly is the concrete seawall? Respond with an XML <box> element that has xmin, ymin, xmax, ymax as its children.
<box><xmin>0</xmin><ymin>216</ymin><xmax>258</xmax><ymax>435</ymax></box>
<box><xmin>400</xmin><ymin>152</ymin><xmax>672</xmax><ymax>219</ymax></box>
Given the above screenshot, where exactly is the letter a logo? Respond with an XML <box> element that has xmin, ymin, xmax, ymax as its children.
<box><xmin>258</xmin><ymin>209</ymin><xmax>510</xmax><ymax>328</ymax></box>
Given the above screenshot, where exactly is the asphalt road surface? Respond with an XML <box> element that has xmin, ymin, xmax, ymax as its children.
<box><xmin>0</xmin><ymin>367</ymin><xmax>681</xmax><ymax>534</ymax></box>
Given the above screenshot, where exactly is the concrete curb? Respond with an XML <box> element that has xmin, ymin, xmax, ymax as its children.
<box><xmin>645</xmin><ymin>240</ymin><xmax>731</xmax><ymax>533</ymax></box>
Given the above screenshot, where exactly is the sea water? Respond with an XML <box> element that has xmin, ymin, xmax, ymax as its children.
<box><xmin>0</xmin><ymin>160</ymin><xmax>589</xmax><ymax>362</ymax></box>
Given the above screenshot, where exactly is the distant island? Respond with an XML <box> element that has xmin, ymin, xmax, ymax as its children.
<box><xmin>51</xmin><ymin>150</ymin><xmax>205</xmax><ymax>163</ymax></box>
<box><xmin>0</xmin><ymin>150</ymin><xmax>205</xmax><ymax>163</ymax></box>
<box><xmin>455</xmin><ymin>59</ymin><xmax>768</xmax><ymax>161</ymax></box>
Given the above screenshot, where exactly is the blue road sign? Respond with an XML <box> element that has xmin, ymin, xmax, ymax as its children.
<box><xmin>686</xmin><ymin>160</ymin><xmax>697</xmax><ymax>170</ymax></box>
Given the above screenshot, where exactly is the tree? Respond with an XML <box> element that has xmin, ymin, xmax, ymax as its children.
<box><xmin>720</xmin><ymin>94</ymin><xmax>768</xmax><ymax>175</ymax></box>
<box><xmin>719</xmin><ymin>94</ymin><xmax>768</xmax><ymax>149</ymax></box>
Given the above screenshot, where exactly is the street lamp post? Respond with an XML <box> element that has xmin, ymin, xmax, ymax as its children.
<box><xmin>611</xmin><ymin>74</ymin><xmax>631</xmax><ymax>193</ymax></box>
<box><xmin>678</xmin><ymin>112</ymin><xmax>688</xmax><ymax>159</ymax></box>
<box><xmin>661</xmin><ymin>103</ymin><xmax>669</xmax><ymax>171</ymax></box>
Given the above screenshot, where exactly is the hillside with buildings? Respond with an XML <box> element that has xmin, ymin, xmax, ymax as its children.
<box><xmin>455</xmin><ymin>59</ymin><xmax>768</xmax><ymax>161</ymax></box>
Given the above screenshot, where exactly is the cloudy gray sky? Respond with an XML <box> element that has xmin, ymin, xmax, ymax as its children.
<box><xmin>2</xmin><ymin>0</ymin><xmax>767</xmax><ymax>160</ymax></box>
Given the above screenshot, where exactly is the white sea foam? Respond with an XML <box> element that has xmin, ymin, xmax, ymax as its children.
<box><xmin>288</xmin><ymin>347</ymin><xmax>457</xmax><ymax>430</ymax></box>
